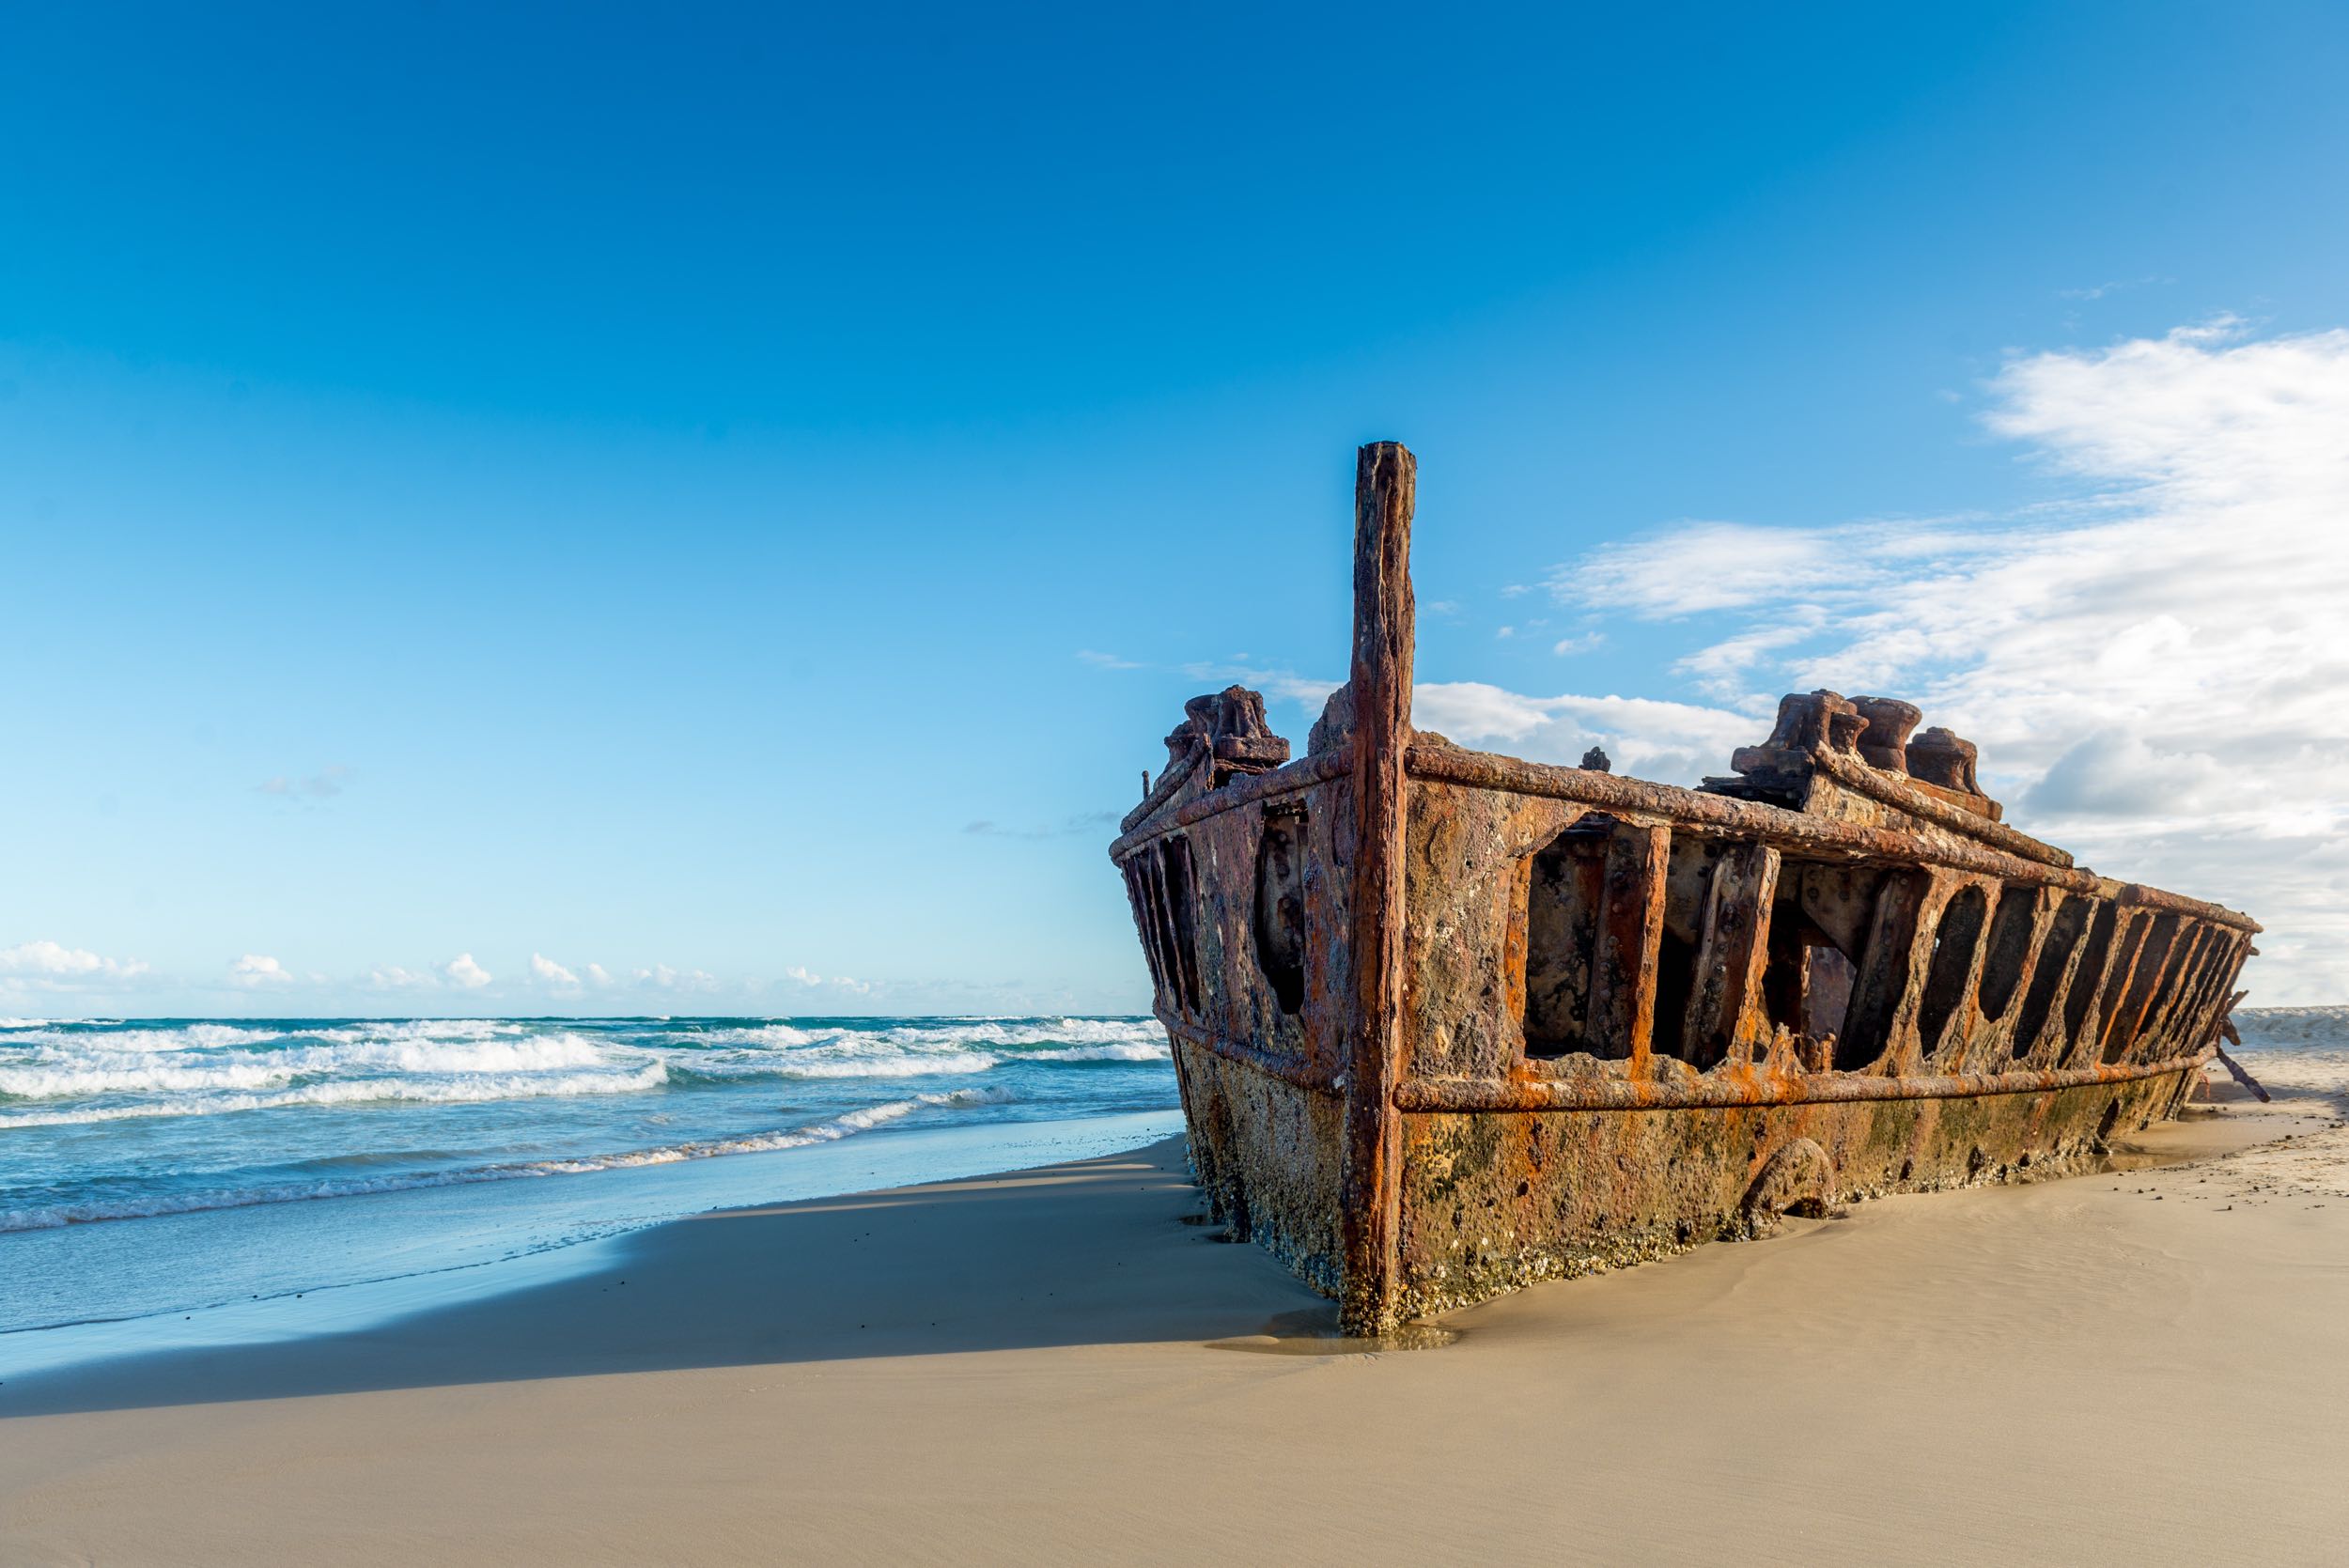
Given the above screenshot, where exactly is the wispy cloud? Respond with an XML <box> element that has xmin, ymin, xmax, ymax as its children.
<box><xmin>1078</xmin><ymin>646</ymin><xmax>1340</xmax><ymax>718</ymax></box>
<box><xmin>257</xmin><ymin>765</ymin><xmax>351</xmax><ymax>800</ymax></box>
<box><xmin>2058</xmin><ymin>274</ymin><xmax>2170</xmax><ymax>302</ymax></box>
<box><xmin>1517</xmin><ymin>317</ymin><xmax>2349</xmax><ymax>1000</ymax></box>
<box><xmin>964</xmin><ymin>810</ymin><xmax>1121</xmax><ymax>840</ymax></box>
<box><xmin>1173</xmin><ymin>660</ymin><xmax>1341</xmax><ymax>712</ymax></box>
<box><xmin>1414</xmin><ymin>685</ymin><xmax>1755</xmax><ymax>785</ymax></box>
<box><xmin>632</xmin><ymin>963</ymin><xmax>717</xmax><ymax>992</ymax></box>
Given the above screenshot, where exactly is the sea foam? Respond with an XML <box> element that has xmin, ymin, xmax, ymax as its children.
<box><xmin>0</xmin><ymin>1016</ymin><xmax>1177</xmax><ymax>1236</ymax></box>
<box><xmin>0</xmin><ymin>1084</ymin><xmax>1019</xmax><ymax>1230</ymax></box>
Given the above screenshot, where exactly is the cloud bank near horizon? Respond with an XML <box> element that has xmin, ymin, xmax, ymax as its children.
<box><xmin>0</xmin><ymin>944</ymin><xmax>917</xmax><ymax>1016</ymax></box>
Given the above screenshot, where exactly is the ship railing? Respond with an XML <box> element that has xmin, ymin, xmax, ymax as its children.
<box><xmin>1403</xmin><ymin>744</ymin><xmax>2249</xmax><ymax>1106</ymax></box>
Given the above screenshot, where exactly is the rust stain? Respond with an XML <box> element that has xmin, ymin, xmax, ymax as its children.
<box><xmin>1109</xmin><ymin>442</ymin><xmax>2260</xmax><ymax>1337</ymax></box>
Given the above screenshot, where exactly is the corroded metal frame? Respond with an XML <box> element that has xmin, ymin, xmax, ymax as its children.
<box><xmin>1110</xmin><ymin>442</ymin><xmax>2256</xmax><ymax>1335</ymax></box>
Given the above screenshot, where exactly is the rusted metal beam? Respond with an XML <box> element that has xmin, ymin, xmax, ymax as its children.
<box><xmin>1841</xmin><ymin>870</ymin><xmax>1931</xmax><ymax>1072</ymax></box>
<box><xmin>2180</xmin><ymin>933</ymin><xmax>2252</xmax><ymax>1049</ymax></box>
<box><xmin>2132</xmin><ymin>923</ymin><xmax>2212</xmax><ymax>1060</ymax></box>
<box><xmin>1337</xmin><ymin>441</ymin><xmax>1414</xmax><ymax>1338</ymax></box>
<box><xmin>1921</xmin><ymin>877</ymin><xmax>1996</xmax><ymax>1074</ymax></box>
<box><xmin>1589</xmin><ymin>823</ymin><xmax>1671</xmax><ymax>1072</ymax></box>
<box><xmin>2092</xmin><ymin>912</ymin><xmax>2155</xmax><ymax>1064</ymax></box>
<box><xmin>1392</xmin><ymin>1048</ymin><xmax>2214</xmax><ymax>1112</ymax></box>
<box><xmin>1159</xmin><ymin>1013</ymin><xmax>1338</xmax><ymax>1093</ymax></box>
<box><xmin>1117</xmin><ymin>744</ymin><xmax>1203</xmax><ymax>837</ymax></box>
<box><xmin>1404</xmin><ymin>744</ymin><xmax>2258</xmax><ymax>932</ymax></box>
<box><xmin>1119</xmin><ymin>862</ymin><xmax>1170</xmax><ymax>1005</ymax></box>
<box><xmin>2010</xmin><ymin>893</ymin><xmax>2092</xmax><ymax>1068</ymax></box>
<box><xmin>1808</xmin><ymin>745</ymin><xmax>2073</xmax><ymax>867</ymax></box>
<box><xmin>1683</xmin><ymin>841</ymin><xmax>1781</xmax><ymax>1067</ymax></box>
<box><xmin>1968</xmin><ymin>882</ymin><xmax>2052</xmax><ymax>1066</ymax></box>
<box><xmin>2109</xmin><ymin>913</ymin><xmax>2185</xmax><ymax>1063</ymax></box>
<box><xmin>1138</xmin><ymin>850</ymin><xmax>1190</xmax><ymax>1020</ymax></box>
<box><xmin>1107</xmin><ymin>744</ymin><xmax>1354</xmax><ymax>860</ymax></box>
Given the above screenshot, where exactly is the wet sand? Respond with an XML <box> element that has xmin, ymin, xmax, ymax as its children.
<box><xmin>5</xmin><ymin>1089</ymin><xmax>2347</xmax><ymax>1565</ymax></box>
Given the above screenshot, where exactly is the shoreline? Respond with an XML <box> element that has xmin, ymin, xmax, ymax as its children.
<box><xmin>0</xmin><ymin>1107</ymin><xmax>1184</xmax><ymax>1361</ymax></box>
<box><xmin>6</xmin><ymin>1088</ymin><xmax>2347</xmax><ymax>1563</ymax></box>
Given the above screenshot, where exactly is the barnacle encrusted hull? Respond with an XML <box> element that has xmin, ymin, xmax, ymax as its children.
<box><xmin>1111</xmin><ymin>443</ymin><xmax>2258</xmax><ymax>1335</ymax></box>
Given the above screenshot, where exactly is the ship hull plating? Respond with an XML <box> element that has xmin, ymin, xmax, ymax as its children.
<box><xmin>1114</xmin><ymin>443</ymin><xmax>2253</xmax><ymax>1334</ymax></box>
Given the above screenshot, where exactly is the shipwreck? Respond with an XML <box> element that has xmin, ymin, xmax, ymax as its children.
<box><xmin>1111</xmin><ymin>442</ymin><xmax>2257</xmax><ymax>1336</ymax></box>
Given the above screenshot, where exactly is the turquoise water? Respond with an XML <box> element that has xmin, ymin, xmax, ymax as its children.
<box><xmin>0</xmin><ymin>1016</ymin><xmax>1177</xmax><ymax>1339</ymax></box>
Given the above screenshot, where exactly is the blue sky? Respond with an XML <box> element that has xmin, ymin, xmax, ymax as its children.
<box><xmin>5</xmin><ymin>2</ymin><xmax>2346</xmax><ymax>1015</ymax></box>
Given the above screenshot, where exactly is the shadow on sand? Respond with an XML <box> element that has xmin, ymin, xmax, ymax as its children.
<box><xmin>2</xmin><ymin>1139</ymin><xmax>1338</xmax><ymax>1419</ymax></box>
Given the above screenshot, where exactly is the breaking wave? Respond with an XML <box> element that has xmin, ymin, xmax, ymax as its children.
<box><xmin>0</xmin><ymin>1017</ymin><xmax>1168</xmax><ymax>1111</ymax></box>
<box><xmin>2232</xmin><ymin>1007</ymin><xmax>2349</xmax><ymax>1100</ymax></box>
<box><xmin>0</xmin><ymin>1063</ymin><xmax>673</xmax><ymax>1128</ymax></box>
<box><xmin>0</xmin><ymin>1017</ymin><xmax>1175</xmax><ymax>1236</ymax></box>
<box><xmin>0</xmin><ymin>1087</ymin><xmax>1019</xmax><ymax>1231</ymax></box>
<box><xmin>530</xmin><ymin>1087</ymin><xmax>1018</xmax><ymax>1173</ymax></box>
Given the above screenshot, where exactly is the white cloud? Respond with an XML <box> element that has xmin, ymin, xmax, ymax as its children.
<box><xmin>369</xmin><ymin>964</ymin><xmax>431</xmax><ymax>990</ymax></box>
<box><xmin>1672</xmin><ymin>616</ymin><xmax>1825</xmax><ymax>702</ymax></box>
<box><xmin>1087</xmin><ymin>649</ymin><xmax>1343</xmax><ymax>722</ymax></box>
<box><xmin>1550</xmin><ymin>520</ymin><xmax>1854</xmax><ymax>617</ymax></box>
<box><xmin>1523</xmin><ymin>318</ymin><xmax>2349</xmax><ymax>1001</ymax></box>
<box><xmin>633</xmin><ymin>963</ymin><xmax>718</xmax><ymax>992</ymax></box>
<box><xmin>441</xmin><ymin>954</ymin><xmax>492</xmax><ymax>988</ymax></box>
<box><xmin>585</xmin><ymin>963</ymin><xmax>614</xmax><ymax>987</ymax></box>
<box><xmin>530</xmin><ymin>953</ymin><xmax>580</xmax><ymax>988</ymax></box>
<box><xmin>1174</xmin><ymin>660</ymin><xmax>1341</xmax><ymax>714</ymax></box>
<box><xmin>0</xmin><ymin>940</ymin><xmax>148</xmax><ymax>980</ymax></box>
<box><xmin>965</xmin><ymin>810</ymin><xmax>1122</xmax><ymax>840</ymax></box>
<box><xmin>784</xmin><ymin>964</ymin><xmax>874</xmax><ymax>995</ymax></box>
<box><xmin>2058</xmin><ymin>275</ymin><xmax>2167</xmax><ymax>303</ymax></box>
<box><xmin>1415</xmin><ymin>683</ymin><xmax>1755</xmax><ymax>784</ymax></box>
<box><xmin>229</xmin><ymin>954</ymin><xmax>292</xmax><ymax>986</ymax></box>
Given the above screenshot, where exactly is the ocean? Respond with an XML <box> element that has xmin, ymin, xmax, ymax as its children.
<box><xmin>3</xmin><ymin>1008</ymin><xmax>2342</xmax><ymax>1367</ymax></box>
<box><xmin>0</xmin><ymin>1016</ymin><xmax>1181</xmax><ymax>1345</ymax></box>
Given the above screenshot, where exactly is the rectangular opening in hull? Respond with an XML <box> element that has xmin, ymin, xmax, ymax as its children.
<box><xmin>1522</xmin><ymin>816</ymin><xmax>1611</xmax><ymax>1058</ymax></box>
<box><xmin>1760</xmin><ymin>861</ymin><xmax>1880</xmax><ymax>1066</ymax></box>
<box><xmin>1159</xmin><ymin>836</ymin><xmax>1204</xmax><ymax>1017</ymax></box>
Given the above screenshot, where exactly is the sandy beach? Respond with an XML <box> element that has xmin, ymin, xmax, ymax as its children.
<box><xmin>3</xmin><ymin>1080</ymin><xmax>2344</xmax><ymax>1567</ymax></box>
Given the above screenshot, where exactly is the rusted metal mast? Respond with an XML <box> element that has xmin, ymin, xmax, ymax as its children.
<box><xmin>1338</xmin><ymin>441</ymin><xmax>1414</xmax><ymax>1336</ymax></box>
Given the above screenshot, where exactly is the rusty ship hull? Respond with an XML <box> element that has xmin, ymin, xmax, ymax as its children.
<box><xmin>1112</xmin><ymin>442</ymin><xmax>2256</xmax><ymax>1336</ymax></box>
